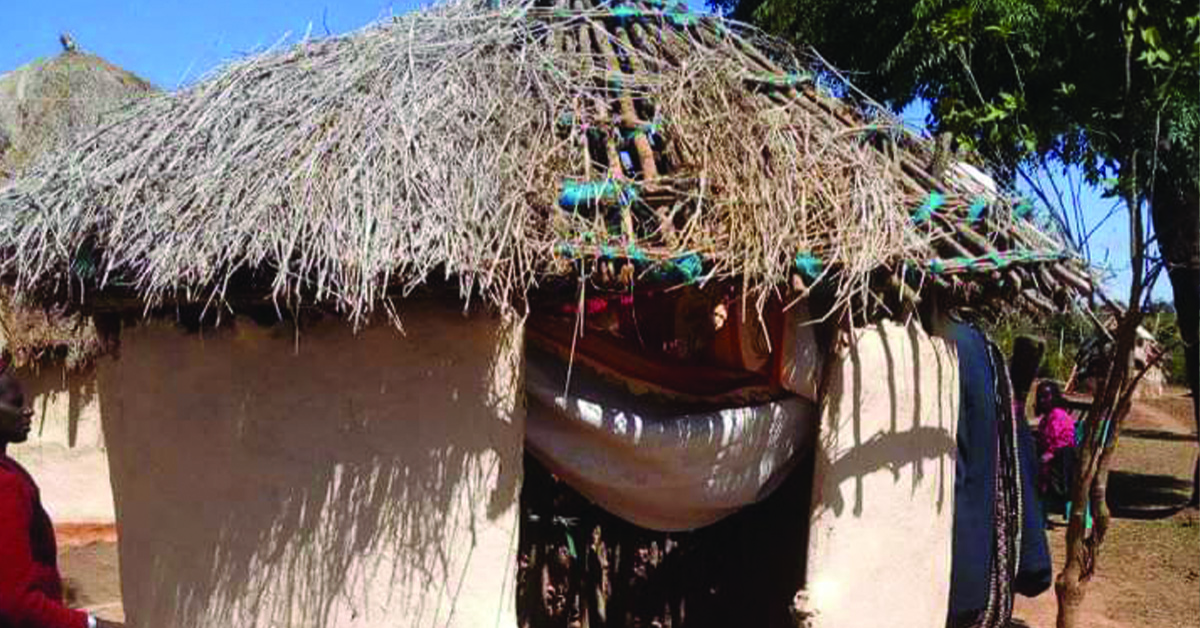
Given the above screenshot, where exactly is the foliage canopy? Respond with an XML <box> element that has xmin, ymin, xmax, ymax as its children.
<box><xmin>714</xmin><ymin>0</ymin><xmax>1199</xmax><ymax>198</ymax></box>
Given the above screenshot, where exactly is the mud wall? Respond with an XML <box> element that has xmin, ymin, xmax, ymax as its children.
<box><xmin>97</xmin><ymin>304</ymin><xmax>524</xmax><ymax>628</ymax></box>
<box><xmin>803</xmin><ymin>319</ymin><xmax>960</xmax><ymax>628</ymax></box>
<box><xmin>8</xmin><ymin>364</ymin><xmax>113</xmax><ymax>524</ymax></box>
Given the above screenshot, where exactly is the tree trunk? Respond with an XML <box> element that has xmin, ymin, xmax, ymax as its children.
<box><xmin>1056</xmin><ymin>171</ymin><xmax>1147</xmax><ymax>627</ymax></box>
<box><xmin>1054</xmin><ymin>541</ymin><xmax>1086</xmax><ymax>628</ymax></box>
<box><xmin>1150</xmin><ymin>174</ymin><xmax>1199</xmax><ymax>505</ymax></box>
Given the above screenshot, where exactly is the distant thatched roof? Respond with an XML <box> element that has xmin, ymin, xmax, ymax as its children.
<box><xmin>0</xmin><ymin>45</ymin><xmax>153</xmax><ymax>368</ymax></box>
<box><xmin>0</xmin><ymin>48</ymin><xmax>154</xmax><ymax>179</ymax></box>
<box><xmin>0</xmin><ymin>0</ymin><xmax>1095</xmax><ymax>325</ymax></box>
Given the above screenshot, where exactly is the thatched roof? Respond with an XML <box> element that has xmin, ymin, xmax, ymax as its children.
<box><xmin>0</xmin><ymin>44</ymin><xmax>153</xmax><ymax>368</ymax></box>
<box><xmin>0</xmin><ymin>287</ymin><xmax>100</xmax><ymax>370</ymax></box>
<box><xmin>0</xmin><ymin>47</ymin><xmax>154</xmax><ymax>179</ymax></box>
<box><xmin>0</xmin><ymin>0</ymin><xmax>1095</xmax><ymax>325</ymax></box>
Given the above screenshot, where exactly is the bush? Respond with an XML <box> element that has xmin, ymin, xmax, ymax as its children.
<box><xmin>984</xmin><ymin>310</ymin><xmax>1093</xmax><ymax>383</ymax></box>
<box><xmin>1146</xmin><ymin>305</ymin><xmax>1189</xmax><ymax>385</ymax></box>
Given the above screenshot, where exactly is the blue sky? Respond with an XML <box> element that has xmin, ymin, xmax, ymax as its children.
<box><xmin>2</xmin><ymin>0</ymin><xmax>1170</xmax><ymax>303</ymax></box>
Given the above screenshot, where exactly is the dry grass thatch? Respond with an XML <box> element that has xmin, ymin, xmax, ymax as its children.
<box><xmin>0</xmin><ymin>287</ymin><xmax>101</xmax><ymax>370</ymax></box>
<box><xmin>0</xmin><ymin>49</ymin><xmax>154</xmax><ymax>179</ymax></box>
<box><xmin>0</xmin><ymin>0</ymin><xmax>1094</xmax><ymax>325</ymax></box>
<box><xmin>0</xmin><ymin>46</ymin><xmax>153</xmax><ymax>368</ymax></box>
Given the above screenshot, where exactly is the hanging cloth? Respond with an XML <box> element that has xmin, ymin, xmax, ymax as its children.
<box><xmin>946</xmin><ymin>325</ymin><xmax>1048</xmax><ymax>628</ymax></box>
<box><xmin>524</xmin><ymin>346</ymin><xmax>818</xmax><ymax>532</ymax></box>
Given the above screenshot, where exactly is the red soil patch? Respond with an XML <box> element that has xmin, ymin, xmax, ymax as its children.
<box><xmin>56</xmin><ymin>522</ymin><xmax>118</xmax><ymax>547</ymax></box>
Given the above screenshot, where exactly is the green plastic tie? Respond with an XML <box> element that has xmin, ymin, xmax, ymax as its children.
<box><xmin>793</xmin><ymin>252</ymin><xmax>823</xmax><ymax>281</ymax></box>
<box><xmin>912</xmin><ymin>192</ymin><xmax>945</xmax><ymax>224</ymax></box>
<box><xmin>674</xmin><ymin>253</ymin><xmax>703</xmax><ymax>282</ymax></box>
<box><xmin>967</xmin><ymin>197</ymin><xmax>988</xmax><ymax>223</ymax></box>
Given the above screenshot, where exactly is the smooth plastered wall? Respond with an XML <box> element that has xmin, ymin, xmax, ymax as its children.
<box><xmin>97</xmin><ymin>304</ymin><xmax>525</xmax><ymax>628</ymax></box>
<box><xmin>8</xmin><ymin>365</ymin><xmax>114</xmax><ymax>524</ymax></box>
<box><xmin>803</xmin><ymin>319</ymin><xmax>960</xmax><ymax>628</ymax></box>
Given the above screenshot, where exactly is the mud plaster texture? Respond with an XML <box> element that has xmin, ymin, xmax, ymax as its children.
<box><xmin>97</xmin><ymin>304</ymin><xmax>525</xmax><ymax>628</ymax></box>
<box><xmin>804</xmin><ymin>319</ymin><xmax>960</xmax><ymax>628</ymax></box>
<box><xmin>9</xmin><ymin>365</ymin><xmax>113</xmax><ymax>524</ymax></box>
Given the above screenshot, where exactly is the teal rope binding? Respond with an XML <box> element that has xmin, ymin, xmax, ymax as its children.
<box><xmin>924</xmin><ymin>250</ymin><xmax>1067</xmax><ymax>275</ymax></box>
<box><xmin>559</xmin><ymin>180</ymin><xmax>639</xmax><ymax>210</ymax></box>
<box><xmin>912</xmin><ymin>192</ymin><xmax>945</xmax><ymax>224</ymax></box>
<box><xmin>550</xmin><ymin>241</ymin><xmax>702</xmax><ymax>286</ymax></box>
<box><xmin>626</xmin><ymin>244</ymin><xmax>649</xmax><ymax>262</ymax></box>
<box><xmin>748</xmin><ymin>72</ymin><xmax>813</xmax><ymax>88</ymax></box>
<box><xmin>1013</xmin><ymin>198</ymin><xmax>1034</xmax><ymax>219</ymax></box>
<box><xmin>967</xmin><ymin>197</ymin><xmax>988</xmax><ymax>223</ymax></box>
<box><xmin>793</xmin><ymin>252</ymin><xmax>823</xmax><ymax>281</ymax></box>
<box><xmin>621</xmin><ymin>121</ymin><xmax>663</xmax><ymax>139</ymax></box>
<box><xmin>609</xmin><ymin>5</ymin><xmax>644</xmax><ymax>21</ymax></box>
<box><xmin>673</xmin><ymin>253</ymin><xmax>703</xmax><ymax>282</ymax></box>
<box><xmin>605</xmin><ymin>4</ymin><xmax>698</xmax><ymax>27</ymax></box>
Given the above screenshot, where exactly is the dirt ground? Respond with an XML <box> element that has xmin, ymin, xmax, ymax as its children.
<box><xmin>1011</xmin><ymin>390</ymin><xmax>1200</xmax><ymax>628</ymax></box>
<box><xmin>59</xmin><ymin>529</ymin><xmax>124</xmax><ymax>623</ymax></box>
<box><xmin>56</xmin><ymin>393</ymin><xmax>1198</xmax><ymax>628</ymax></box>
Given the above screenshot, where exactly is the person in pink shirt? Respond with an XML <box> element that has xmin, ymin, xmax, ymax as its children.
<box><xmin>1034</xmin><ymin>381</ymin><xmax>1076</xmax><ymax>511</ymax></box>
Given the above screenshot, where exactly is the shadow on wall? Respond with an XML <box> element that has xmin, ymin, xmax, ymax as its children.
<box><xmin>817</xmin><ymin>321</ymin><xmax>958</xmax><ymax>519</ymax></box>
<box><xmin>9</xmin><ymin>365</ymin><xmax>113</xmax><ymax>525</ymax></box>
<box><xmin>20</xmin><ymin>364</ymin><xmax>101</xmax><ymax>449</ymax></box>
<box><xmin>802</xmin><ymin>319</ymin><xmax>960</xmax><ymax>628</ymax></box>
<box><xmin>98</xmin><ymin>305</ymin><xmax>524</xmax><ymax>628</ymax></box>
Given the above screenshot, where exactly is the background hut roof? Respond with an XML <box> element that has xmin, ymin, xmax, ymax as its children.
<box><xmin>0</xmin><ymin>0</ymin><xmax>1095</xmax><ymax>325</ymax></box>
<box><xmin>0</xmin><ymin>47</ymin><xmax>154</xmax><ymax>179</ymax></box>
<box><xmin>0</xmin><ymin>44</ymin><xmax>154</xmax><ymax>369</ymax></box>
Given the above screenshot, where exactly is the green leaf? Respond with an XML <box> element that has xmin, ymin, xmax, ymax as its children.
<box><xmin>985</xmin><ymin>24</ymin><xmax>1013</xmax><ymax>38</ymax></box>
<box><xmin>1141</xmin><ymin>26</ymin><xmax>1163</xmax><ymax>48</ymax></box>
<box><xmin>978</xmin><ymin>102</ymin><xmax>1011</xmax><ymax>123</ymax></box>
<box><xmin>564</xmin><ymin>532</ymin><xmax>577</xmax><ymax>559</ymax></box>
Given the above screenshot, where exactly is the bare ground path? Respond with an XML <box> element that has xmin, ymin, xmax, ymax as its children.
<box><xmin>1012</xmin><ymin>391</ymin><xmax>1200</xmax><ymax>628</ymax></box>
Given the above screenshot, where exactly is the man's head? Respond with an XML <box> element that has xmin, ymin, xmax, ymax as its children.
<box><xmin>1035</xmin><ymin>380</ymin><xmax>1064</xmax><ymax>416</ymax></box>
<box><xmin>0</xmin><ymin>372</ymin><xmax>33</xmax><ymax>447</ymax></box>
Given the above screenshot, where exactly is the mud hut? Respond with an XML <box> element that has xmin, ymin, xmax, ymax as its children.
<box><xmin>1072</xmin><ymin>325</ymin><xmax>1169</xmax><ymax>398</ymax></box>
<box><xmin>0</xmin><ymin>39</ymin><xmax>154</xmax><ymax>527</ymax></box>
<box><xmin>0</xmin><ymin>2</ymin><xmax>1097</xmax><ymax>627</ymax></box>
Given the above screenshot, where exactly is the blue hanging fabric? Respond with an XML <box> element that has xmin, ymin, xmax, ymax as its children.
<box><xmin>946</xmin><ymin>326</ymin><xmax>1048</xmax><ymax>627</ymax></box>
